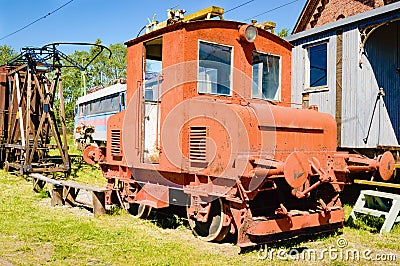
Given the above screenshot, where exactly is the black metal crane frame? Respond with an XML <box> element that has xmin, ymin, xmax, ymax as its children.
<box><xmin>0</xmin><ymin>42</ymin><xmax>111</xmax><ymax>175</ymax></box>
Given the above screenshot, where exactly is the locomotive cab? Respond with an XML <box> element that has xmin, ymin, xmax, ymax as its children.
<box><xmin>116</xmin><ymin>18</ymin><xmax>296</xmax><ymax>173</ymax></box>
<box><xmin>98</xmin><ymin>7</ymin><xmax>394</xmax><ymax>247</ymax></box>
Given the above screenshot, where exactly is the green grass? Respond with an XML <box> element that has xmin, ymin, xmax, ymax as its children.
<box><xmin>48</xmin><ymin>135</ymin><xmax>106</xmax><ymax>187</ymax></box>
<box><xmin>0</xmin><ymin>171</ymin><xmax>242</xmax><ymax>265</ymax></box>
<box><xmin>1</xmin><ymin>170</ymin><xmax>399</xmax><ymax>265</ymax></box>
<box><xmin>69</xmin><ymin>158</ymin><xmax>106</xmax><ymax>187</ymax></box>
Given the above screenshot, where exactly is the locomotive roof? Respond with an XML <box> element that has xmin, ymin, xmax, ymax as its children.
<box><xmin>125</xmin><ymin>19</ymin><xmax>292</xmax><ymax>50</ymax></box>
<box><xmin>76</xmin><ymin>82</ymin><xmax>126</xmax><ymax>105</ymax></box>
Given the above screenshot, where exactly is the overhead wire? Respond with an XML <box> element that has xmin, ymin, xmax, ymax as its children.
<box><xmin>0</xmin><ymin>0</ymin><xmax>301</xmax><ymax>42</ymax></box>
<box><xmin>0</xmin><ymin>0</ymin><xmax>75</xmax><ymax>41</ymax></box>
<box><xmin>225</xmin><ymin>0</ymin><xmax>255</xmax><ymax>14</ymax></box>
<box><xmin>244</xmin><ymin>0</ymin><xmax>300</xmax><ymax>21</ymax></box>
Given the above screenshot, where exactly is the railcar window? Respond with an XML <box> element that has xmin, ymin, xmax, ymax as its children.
<box><xmin>198</xmin><ymin>41</ymin><xmax>232</xmax><ymax>96</ymax></box>
<box><xmin>80</xmin><ymin>94</ymin><xmax>121</xmax><ymax>116</ymax></box>
<box><xmin>100</xmin><ymin>95</ymin><xmax>120</xmax><ymax>113</ymax></box>
<box><xmin>308</xmin><ymin>43</ymin><xmax>327</xmax><ymax>87</ymax></box>
<box><xmin>252</xmin><ymin>52</ymin><xmax>281</xmax><ymax>101</ymax></box>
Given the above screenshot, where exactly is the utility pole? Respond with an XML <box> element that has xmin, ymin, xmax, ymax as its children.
<box><xmin>81</xmin><ymin>57</ymin><xmax>87</xmax><ymax>95</ymax></box>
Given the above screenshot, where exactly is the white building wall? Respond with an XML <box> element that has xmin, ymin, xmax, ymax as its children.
<box><xmin>290</xmin><ymin>28</ymin><xmax>398</xmax><ymax>149</ymax></box>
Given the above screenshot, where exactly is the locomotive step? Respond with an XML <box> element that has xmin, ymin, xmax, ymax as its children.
<box><xmin>350</xmin><ymin>190</ymin><xmax>400</xmax><ymax>233</ymax></box>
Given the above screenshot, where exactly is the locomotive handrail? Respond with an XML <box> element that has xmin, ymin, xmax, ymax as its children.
<box><xmin>41</xmin><ymin>42</ymin><xmax>112</xmax><ymax>71</ymax></box>
<box><xmin>7</xmin><ymin>42</ymin><xmax>112</xmax><ymax>71</ymax></box>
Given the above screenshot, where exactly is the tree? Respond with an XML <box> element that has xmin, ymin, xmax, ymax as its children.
<box><xmin>60</xmin><ymin>49</ymin><xmax>91</xmax><ymax>131</ymax></box>
<box><xmin>277</xmin><ymin>28</ymin><xmax>290</xmax><ymax>38</ymax></box>
<box><xmin>0</xmin><ymin>45</ymin><xmax>17</xmax><ymax>65</ymax></box>
<box><xmin>85</xmin><ymin>39</ymin><xmax>126</xmax><ymax>87</ymax></box>
<box><xmin>108</xmin><ymin>43</ymin><xmax>127</xmax><ymax>80</ymax></box>
<box><xmin>59</xmin><ymin>40</ymin><xmax>127</xmax><ymax>132</ymax></box>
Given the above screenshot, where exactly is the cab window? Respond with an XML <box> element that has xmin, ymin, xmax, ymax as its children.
<box><xmin>252</xmin><ymin>51</ymin><xmax>281</xmax><ymax>101</ymax></box>
<box><xmin>198</xmin><ymin>41</ymin><xmax>232</xmax><ymax>96</ymax></box>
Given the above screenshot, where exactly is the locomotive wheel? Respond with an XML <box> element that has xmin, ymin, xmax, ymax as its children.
<box><xmin>187</xmin><ymin>198</ymin><xmax>229</xmax><ymax>242</ymax></box>
<box><xmin>379</xmin><ymin>151</ymin><xmax>395</xmax><ymax>181</ymax></box>
<box><xmin>82</xmin><ymin>145</ymin><xmax>97</xmax><ymax>165</ymax></box>
<box><xmin>127</xmin><ymin>203</ymin><xmax>152</xmax><ymax>219</ymax></box>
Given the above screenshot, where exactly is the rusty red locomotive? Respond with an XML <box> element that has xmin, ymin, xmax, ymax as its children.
<box><xmin>86</xmin><ymin>7</ymin><xmax>394</xmax><ymax>246</ymax></box>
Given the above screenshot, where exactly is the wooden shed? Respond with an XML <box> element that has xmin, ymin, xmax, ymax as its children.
<box><xmin>287</xmin><ymin>1</ymin><xmax>400</xmax><ymax>154</ymax></box>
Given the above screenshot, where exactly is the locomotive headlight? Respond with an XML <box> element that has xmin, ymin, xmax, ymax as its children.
<box><xmin>239</xmin><ymin>24</ymin><xmax>258</xmax><ymax>43</ymax></box>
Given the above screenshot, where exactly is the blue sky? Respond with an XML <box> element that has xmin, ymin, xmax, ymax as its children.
<box><xmin>0</xmin><ymin>0</ymin><xmax>307</xmax><ymax>52</ymax></box>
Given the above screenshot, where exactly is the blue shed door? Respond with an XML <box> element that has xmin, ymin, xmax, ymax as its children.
<box><xmin>365</xmin><ymin>20</ymin><xmax>400</xmax><ymax>144</ymax></box>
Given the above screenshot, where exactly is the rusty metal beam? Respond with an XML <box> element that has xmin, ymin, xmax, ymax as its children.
<box><xmin>1</xmin><ymin>67</ymin><xmax>70</xmax><ymax>174</ymax></box>
<box><xmin>0</xmin><ymin>42</ymin><xmax>108</xmax><ymax>176</ymax></box>
<box><xmin>354</xmin><ymin>179</ymin><xmax>400</xmax><ymax>189</ymax></box>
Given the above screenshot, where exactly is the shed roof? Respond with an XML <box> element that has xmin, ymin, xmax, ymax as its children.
<box><xmin>286</xmin><ymin>2</ymin><xmax>400</xmax><ymax>42</ymax></box>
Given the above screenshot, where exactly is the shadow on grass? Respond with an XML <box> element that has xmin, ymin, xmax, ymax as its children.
<box><xmin>103</xmin><ymin>204</ymin><xmax>189</xmax><ymax>229</ymax></box>
<box><xmin>148</xmin><ymin>211</ymin><xmax>188</xmax><ymax>229</ymax></box>
<box><xmin>33</xmin><ymin>187</ymin><xmax>51</xmax><ymax>199</ymax></box>
<box><xmin>107</xmin><ymin>204</ymin><xmax>347</xmax><ymax>252</ymax></box>
<box><xmin>239</xmin><ymin>230</ymin><xmax>341</xmax><ymax>254</ymax></box>
<box><xmin>69</xmin><ymin>155</ymin><xmax>99</xmax><ymax>179</ymax></box>
<box><xmin>345</xmin><ymin>213</ymin><xmax>385</xmax><ymax>233</ymax></box>
<box><xmin>107</xmin><ymin>205</ymin><xmax>126</xmax><ymax>216</ymax></box>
